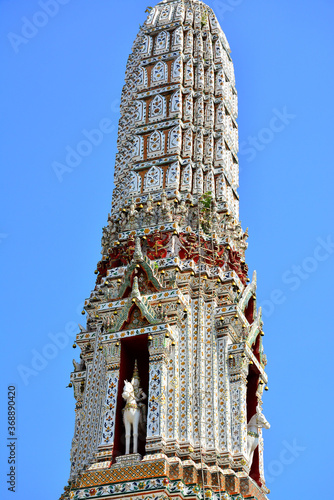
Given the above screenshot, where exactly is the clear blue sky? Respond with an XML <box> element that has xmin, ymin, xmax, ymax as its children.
<box><xmin>1</xmin><ymin>0</ymin><xmax>333</xmax><ymax>499</ymax></box>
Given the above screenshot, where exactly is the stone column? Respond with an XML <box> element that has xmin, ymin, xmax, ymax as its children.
<box><xmin>73</xmin><ymin>361</ymin><xmax>92</xmax><ymax>473</ymax></box>
<box><xmin>178</xmin><ymin>296</ymin><xmax>193</xmax><ymax>454</ymax></box>
<box><xmin>97</xmin><ymin>341</ymin><xmax>121</xmax><ymax>459</ymax></box>
<box><xmin>166</xmin><ymin>326</ymin><xmax>179</xmax><ymax>454</ymax></box>
<box><xmin>192</xmin><ymin>295</ymin><xmax>206</xmax><ymax>452</ymax></box>
<box><xmin>146</xmin><ymin>331</ymin><xmax>169</xmax><ymax>454</ymax></box>
<box><xmin>204</xmin><ymin>298</ymin><xmax>219</xmax><ymax>453</ymax></box>
<box><xmin>214</xmin><ymin>309</ymin><xmax>233</xmax><ymax>467</ymax></box>
<box><xmin>69</xmin><ymin>364</ymin><xmax>87</xmax><ymax>480</ymax></box>
<box><xmin>216</xmin><ymin>335</ymin><xmax>233</xmax><ymax>462</ymax></box>
<box><xmin>228</xmin><ymin>345</ymin><xmax>248</xmax><ymax>469</ymax></box>
<box><xmin>69</xmin><ymin>406</ymin><xmax>84</xmax><ymax>481</ymax></box>
<box><xmin>257</xmin><ymin>391</ymin><xmax>268</xmax><ymax>489</ymax></box>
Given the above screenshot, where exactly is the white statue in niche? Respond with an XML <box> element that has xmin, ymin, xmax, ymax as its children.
<box><xmin>246</xmin><ymin>407</ymin><xmax>270</xmax><ymax>466</ymax></box>
<box><xmin>122</xmin><ymin>360</ymin><xmax>147</xmax><ymax>455</ymax></box>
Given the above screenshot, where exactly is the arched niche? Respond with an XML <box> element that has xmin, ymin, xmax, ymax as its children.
<box><xmin>244</xmin><ymin>295</ymin><xmax>256</xmax><ymax>324</ymax></box>
<box><xmin>246</xmin><ymin>359</ymin><xmax>261</xmax><ymax>486</ymax></box>
<box><xmin>113</xmin><ymin>334</ymin><xmax>149</xmax><ymax>460</ymax></box>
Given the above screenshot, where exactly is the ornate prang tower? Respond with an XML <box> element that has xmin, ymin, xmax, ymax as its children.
<box><xmin>60</xmin><ymin>1</ymin><xmax>271</xmax><ymax>499</ymax></box>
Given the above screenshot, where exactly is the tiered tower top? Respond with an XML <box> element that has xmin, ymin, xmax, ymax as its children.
<box><xmin>111</xmin><ymin>0</ymin><xmax>239</xmax><ymax>221</ymax></box>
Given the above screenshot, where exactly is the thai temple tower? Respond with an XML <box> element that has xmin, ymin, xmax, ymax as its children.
<box><xmin>60</xmin><ymin>1</ymin><xmax>271</xmax><ymax>499</ymax></box>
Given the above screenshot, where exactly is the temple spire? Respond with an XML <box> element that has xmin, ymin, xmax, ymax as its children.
<box><xmin>60</xmin><ymin>2</ymin><xmax>270</xmax><ymax>499</ymax></box>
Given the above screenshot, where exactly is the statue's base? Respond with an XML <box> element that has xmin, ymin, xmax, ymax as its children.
<box><xmin>86</xmin><ymin>460</ymin><xmax>112</xmax><ymax>471</ymax></box>
<box><xmin>61</xmin><ymin>455</ymin><xmax>270</xmax><ymax>500</ymax></box>
<box><xmin>114</xmin><ymin>453</ymin><xmax>142</xmax><ymax>466</ymax></box>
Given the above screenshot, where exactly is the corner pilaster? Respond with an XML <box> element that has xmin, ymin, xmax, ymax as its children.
<box><xmin>228</xmin><ymin>345</ymin><xmax>249</xmax><ymax>469</ymax></box>
<box><xmin>146</xmin><ymin>331</ymin><xmax>169</xmax><ymax>453</ymax></box>
<box><xmin>98</xmin><ymin>341</ymin><xmax>121</xmax><ymax>458</ymax></box>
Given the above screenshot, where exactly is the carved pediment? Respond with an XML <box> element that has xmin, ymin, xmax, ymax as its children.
<box><xmin>118</xmin><ymin>240</ymin><xmax>163</xmax><ymax>299</ymax></box>
<box><xmin>121</xmin><ymin>305</ymin><xmax>151</xmax><ymax>330</ymax></box>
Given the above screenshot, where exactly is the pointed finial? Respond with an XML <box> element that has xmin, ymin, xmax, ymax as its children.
<box><xmin>133</xmin><ymin>237</ymin><xmax>144</xmax><ymax>261</ymax></box>
<box><xmin>131</xmin><ymin>359</ymin><xmax>140</xmax><ymax>383</ymax></box>
<box><xmin>131</xmin><ymin>276</ymin><xmax>142</xmax><ymax>300</ymax></box>
<box><xmin>252</xmin><ymin>270</ymin><xmax>257</xmax><ymax>285</ymax></box>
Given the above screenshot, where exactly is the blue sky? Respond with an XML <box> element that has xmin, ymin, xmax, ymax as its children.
<box><xmin>1</xmin><ymin>0</ymin><xmax>333</xmax><ymax>499</ymax></box>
